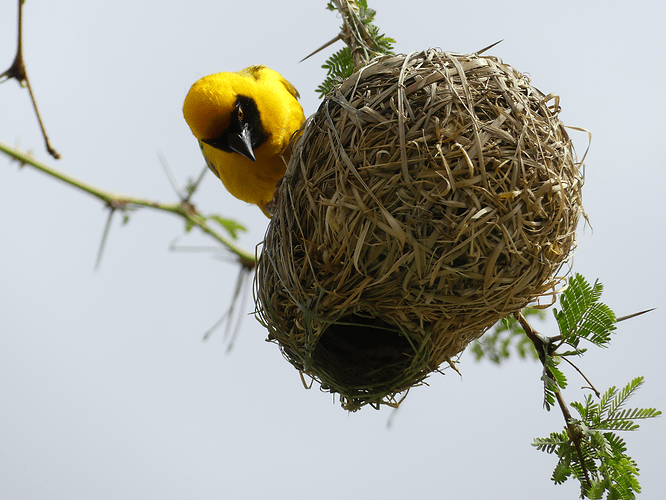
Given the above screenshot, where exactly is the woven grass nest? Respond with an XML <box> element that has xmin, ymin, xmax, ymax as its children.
<box><xmin>255</xmin><ymin>48</ymin><xmax>584</xmax><ymax>411</ymax></box>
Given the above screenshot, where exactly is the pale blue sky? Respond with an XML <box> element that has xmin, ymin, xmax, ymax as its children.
<box><xmin>1</xmin><ymin>1</ymin><xmax>664</xmax><ymax>498</ymax></box>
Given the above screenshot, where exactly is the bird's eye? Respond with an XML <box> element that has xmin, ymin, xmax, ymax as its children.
<box><xmin>237</xmin><ymin>106</ymin><xmax>244</xmax><ymax>121</ymax></box>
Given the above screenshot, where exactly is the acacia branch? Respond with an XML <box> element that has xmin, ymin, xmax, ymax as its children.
<box><xmin>0</xmin><ymin>141</ymin><xmax>257</xmax><ymax>269</ymax></box>
<box><xmin>515</xmin><ymin>311</ymin><xmax>592</xmax><ymax>490</ymax></box>
<box><xmin>0</xmin><ymin>0</ymin><xmax>60</xmax><ymax>159</ymax></box>
<box><xmin>332</xmin><ymin>0</ymin><xmax>377</xmax><ymax>67</ymax></box>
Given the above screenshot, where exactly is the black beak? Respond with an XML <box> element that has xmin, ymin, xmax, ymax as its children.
<box><xmin>228</xmin><ymin>123</ymin><xmax>256</xmax><ymax>162</ymax></box>
<box><xmin>203</xmin><ymin>123</ymin><xmax>256</xmax><ymax>162</ymax></box>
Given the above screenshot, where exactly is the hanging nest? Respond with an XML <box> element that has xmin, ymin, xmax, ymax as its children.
<box><xmin>255</xmin><ymin>49</ymin><xmax>584</xmax><ymax>411</ymax></box>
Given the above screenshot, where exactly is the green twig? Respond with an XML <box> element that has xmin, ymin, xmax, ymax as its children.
<box><xmin>0</xmin><ymin>141</ymin><xmax>257</xmax><ymax>269</ymax></box>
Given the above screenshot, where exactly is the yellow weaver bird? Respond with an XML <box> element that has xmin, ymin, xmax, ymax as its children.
<box><xmin>183</xmin><ymin>66</ymin><xmax>306</xmax><ymax>217</ymax></box>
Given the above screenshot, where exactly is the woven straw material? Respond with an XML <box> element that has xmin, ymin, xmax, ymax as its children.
<box><xmin>255</xmin><ymin>49</ymin><xmax>584</xmax><ymax>410</ymax></box>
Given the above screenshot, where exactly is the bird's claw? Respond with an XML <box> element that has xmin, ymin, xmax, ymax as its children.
<box><xmin>264</xmin><ymin>177</ymin><xmax>284</xmax><ymax>217</ymax></box>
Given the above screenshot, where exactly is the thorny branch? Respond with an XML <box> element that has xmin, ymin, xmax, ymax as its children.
<box><xmin>301</xmin><ymin>0</ymin><xmax>389</xmax><ymax>67</ymax></box>
<box><xmin>0</xmin><ymin>141</ymin><xmax>257</xmax><ymax>270</ymax></box>
<box><xmin>1</xmin><ymin>0</ymin><xmax>60</xmax><ymax>159</ymax></box>
<box><xmin>1</xmin><ymin>2</ymin><xmax>257</xmax><ymax>343</ymax></box>
<box><xmin>331</xmin><ymin>0</ymin><xmax>378</xmax><ymax>67</ymax></box>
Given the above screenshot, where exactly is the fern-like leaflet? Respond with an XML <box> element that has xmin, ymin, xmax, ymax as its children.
<box><xmin>315</xmin><ymin>46</ymin><xmax>355</xmax><ymax>97</ymax></box>
<box><xmin>554</xmin><ymin>274</ymin><xmax>616</xmax><ymax>348</ymax></box>
<box><xmin>535</xmin><ymin>375</ymin><xmax>660</xmax><ymax>499</ymax></box>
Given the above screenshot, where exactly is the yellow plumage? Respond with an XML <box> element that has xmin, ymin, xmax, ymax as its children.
<box><xmin>183</xmin><ymin>66</ymin><xmax>305</xmax><ymax>217</ymax></box>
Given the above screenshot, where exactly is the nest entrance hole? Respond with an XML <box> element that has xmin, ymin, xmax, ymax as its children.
<box><xmin>312</xmin><ymin>314</ymin><xmax>416</xmax><ymax>389</ymax></box>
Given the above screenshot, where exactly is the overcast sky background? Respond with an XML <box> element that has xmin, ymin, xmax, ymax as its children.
<box><xmin>1</xmin><ymin>1</ymin><xmax>664</xmax><ymax>498</ymax></box>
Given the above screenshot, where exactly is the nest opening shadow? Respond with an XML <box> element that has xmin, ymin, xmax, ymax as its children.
<box><xmin>256</xmin><ymin>49</ymin><xmax>584</xmax><ymax>411</ymax></box>
<box><xmin>313</xmin><ymin>314</ymin><xmax>416</xmax><ymax>389</ymax></box>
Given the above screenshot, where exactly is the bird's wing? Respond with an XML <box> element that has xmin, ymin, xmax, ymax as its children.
<box><xmin>199</xmin><ymin>140</ymin><xmax>220</xmax><ymax>179</ymax></box>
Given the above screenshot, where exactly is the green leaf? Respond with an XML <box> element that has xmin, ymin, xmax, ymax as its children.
<box><xmin>604</xmin><ymin>432</ymin><xmax>628</xmax><ymax>455</ymax></box>
<box><xmin>557</xmin><ymin>347</ymin><xmax>588</xmax><ymax>357</ymax></box>
<box><xmin>470</xmin><ymin>309</ymin><xmax>543</xmax><ymax>363</ymax></box>
<box><xmin>553</xmin><ymin>274</ymin><xmax>616</xmax><ymax>349</ymax></box>
<box><xmin>532</xmin><ymin>431</ymin><xmax>569</xmax><ymax>454</ymax></box>
<box><xmin>205</xmin><ymin>215</ymin><xmax>246</xmax><ymax>240</ymax></box>
<box><xmin>542</xmin><ymin>354</ymin><xmax>567</xmax><ymax>410</ymax></box>
<box><xmin>595</xmin><ymin>377</ymin><xmax>662</xmax><ymax>432</ymax></box>
<box><xmin>552</xmin><ymin>458</ymin><xmax>572</xmax><ymax>484</ymax></box>
<box><xmin>537</xmin><ymin>375</ymin><xmax>660</xmax><ymax>499</ymax></box>
<box><xmin>588</xmin><ymin>479</ymin><xmax>606</xmax><ymax>499</ymax></box>
<box><xmin>606</xmin><ymin>377</ymin><xmax>643</xmax><ymax>418</ymax></box>
<box><xmin>316</xmin><ymin>46</ymin><xmax>355</xmax><ymax>98</ymax></box>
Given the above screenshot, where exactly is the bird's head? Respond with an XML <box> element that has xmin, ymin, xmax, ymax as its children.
<box><xmin>183</xmin><ymin>72</ymin><xmax>265</xmax><ymax>162</ymax></box>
